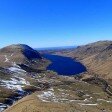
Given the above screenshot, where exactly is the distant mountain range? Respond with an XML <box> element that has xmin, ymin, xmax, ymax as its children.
<box><xmin>36</xmin><ymin>46</ymin><xmax>76</xmax><ymax>51</ymax></box>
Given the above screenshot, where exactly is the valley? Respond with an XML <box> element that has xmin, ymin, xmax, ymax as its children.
<box><xmin>0</xmin><ymin>0</ymin><xmax>112</xmax><ymax>111</ymax></box>
<box><xmin>0</xmin><ymin>41</ymin><xmax>112</xmax><ymax>112</ymax></box>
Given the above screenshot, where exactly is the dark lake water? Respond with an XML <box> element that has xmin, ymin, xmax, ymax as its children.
<box><xmin>43</xmin><ymin>54</ymin><xmax>86</xmax><ymax>76</ymax></box>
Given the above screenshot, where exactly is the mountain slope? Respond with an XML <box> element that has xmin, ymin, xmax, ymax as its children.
<box><xmin>0</xmin><ymin>44</ymin><xmax>51</xmax><ymax>112</ymax></box>
<box><xmin>0</xmin><ymin>44</ymin><xmax>49</xmax><ymax>72</ymax></box>
<box><xmin>0</xmin><ymin>43</ymin><xmax>112</xmax><ymax>112</ymax></box>
<box><xmin>55</xmin><ymin>41</ymin><xmax>112</xmax><ymax>79</ymax></box>
<box><xmin>0</xmin><ymin>44</ymin><xmax>41</xmax><ymax>64</ymax></box>
<box><xmin>4</xmin><ymin>76</ymin><xmax>112</xmax><ymax>112</ymax></box>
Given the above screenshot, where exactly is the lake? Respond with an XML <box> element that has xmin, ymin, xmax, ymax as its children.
<box><xmin>43</xmin><ymin>54</ymin><xmax>86</xmax><ymax>75</ymax></box>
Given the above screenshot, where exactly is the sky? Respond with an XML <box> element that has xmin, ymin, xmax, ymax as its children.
<box><xmin>0</xmin><ymin>0</ymin><xmax>112</xmax><ymax>48</ymax></box>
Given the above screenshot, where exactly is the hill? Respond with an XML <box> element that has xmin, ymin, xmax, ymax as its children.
<box><xmin>0</xmin><ymin>44</ymin><xmax>49</xmax><ymax>72</ymax></box>
<box><xmin>0</xmin><ymin>44</ymin><xmax>50</xmax><ymax>111</ymax></box>
<box><xmin>55</xmin><ymin>41</ymin><xmax>112</xmax><ymax>80</ymax></box>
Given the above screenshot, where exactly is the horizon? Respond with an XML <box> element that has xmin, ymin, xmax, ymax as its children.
<box><xmin>0</xmin><ymin>0</ymin><xmax>112</xmax><ymax>48</ymax></box>
<box><xmin>0</xmin><ymin>40</ymin><xmax>111</xmax><ymax>49</ymax></box>
<box><xmin>0</xmin><ymin>44</ymin><xmax>75</xmax><ymax>49</ymax></box>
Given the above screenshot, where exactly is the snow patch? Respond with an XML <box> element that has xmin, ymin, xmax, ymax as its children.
<box><xmin>11</xmin><ymin>62</ymin><xmax>22</xmax><ymax>69</ymax></box>
<box><xmin>8</xmin><ymin>67</ymin><xmax>26</xmax><ymax>73</ymax></box>
<box><xmin>39</xmin><ymin>91</ymin><xmax>54</xmax><ymax>98</ymax></box>
<box><xmin>4</xmin><ymin>55</ymin><xmax>9</xmax><ymax>62</ymax></box>
<box><xmin>37</xmin><ymin>88</ymin><xmax>92</xmax><ymax>104</ymax></box>
<box><xmin>8</xmin><ymin>62</ymin><xmax>26</xmax><ymax>74</ymax></box>
<box><xmin>1</xmin><ymin>77</ymin><xmax>30</xmax><ymax>91</ymax></box>
<box><xmin>37</xmin><ymin>89</ymin><xmax>58</xmax><ymax>103</ymax></box>
<box><xmin>58</xmin><ymin>89</ymin><xmax>63</xmax><ymax>91</ymax></box>
<box><xmin>0</xmin><ymin>103</ymin><xmax>7</xmax><ymax>112</ymax></box>
<box><xmin>4</xmin><ymin>54</ymin><xmax>13</xmax><ymax>63</ymax></box>
<box><xmin>48</xmin><ymin>88</ymin><xmax>54</xmax><ymax>91</ymax></box>
<box><xmin>10</xmin><ymin>53</ymin><xmax>13</xmax><ymax>57</ymax></box>
<box><xmin>78</xmin><ymin>103</ymin><xmax>98</xmax><ymax>106</ymax></box>
<box><xmin>97</xmin><ymin>99</ymin><xmax>112</xmax><ymax>103</ymax></box>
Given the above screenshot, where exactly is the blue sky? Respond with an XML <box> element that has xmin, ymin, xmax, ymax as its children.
<box><xmin>0</xmin><ymin>0</ymin><xmax>112</xmax><ymax>48</ymax></box>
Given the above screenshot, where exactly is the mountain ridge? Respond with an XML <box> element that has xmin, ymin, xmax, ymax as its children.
<box><xmin>54</xmin><ymin>40</ymin><xmax>112</xmax><ymax>79</ymax></box>
<box><xmin>0</xmin><ymin>44</ymin><xmax>41</xmax><ymax>64</ymax></box>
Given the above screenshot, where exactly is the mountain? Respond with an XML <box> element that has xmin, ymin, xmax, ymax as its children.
<box><xmin>56</xmin><ymin>41</ymin><xmax>112</xmax><ymax>80</ymax></box>
<box><xmin>70</xmin><ymin>40</ymin><xmax>112</xmax><ymax>60</ymax></box>
<box><xmin>0</xmin><ymin>44</ymin><xmax>51</xmax><ymax>111</ymax></box>
<box><xmin>0</xmin><ymin>44</ymin><xmax>49</xmax><ymax>73</ymax></box>
<box><xmin>0</xmin><ymin>44</ymin><xmax>41</xmax><ymax>64</ymax></box>
<box><xmin>0</xmin><ymin>42</ymin><xmax>112</xmax><ymax>112</ymax></box>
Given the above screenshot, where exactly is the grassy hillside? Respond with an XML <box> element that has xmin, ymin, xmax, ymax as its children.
<box><xmin>4</xmin><ymin>74</ymin><xmax>112</xmax><ymax>112</ymax></box>
<box><xmin>55</xmin><ymin>41</ymin><xmax>112</xmax><ymax>80</ymax></box>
